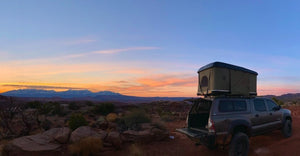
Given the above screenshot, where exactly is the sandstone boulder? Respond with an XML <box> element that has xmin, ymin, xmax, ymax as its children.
<box><xmin>105</xmin><ymin>131</ymin><xmax>122</xmax><ymax>149</ymax></box>
<box><xmin>3</xmin><ymin>128</ymin><xmax>64</xmax><ymax>155</ymax></box>
<box><xmin>70</xmin><ymin>126</ymin><xmax>107</xmax><ymax>143</ymax></box>
<box><xmin>42</xmin><ymin>127</ymin><xmax>71</xmax><ymax>144</ymax></box>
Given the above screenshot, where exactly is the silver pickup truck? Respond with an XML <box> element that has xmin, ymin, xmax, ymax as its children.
<box><xmin>177</xmin><ymin>97</ymin><xmax>292</xmax><ymax>156</ymax></box>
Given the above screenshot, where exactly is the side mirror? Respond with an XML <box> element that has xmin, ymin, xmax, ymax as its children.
<box><xmin>273</xmin><ymin>105</ymin><xmax>281</xmax><ymax>111</ymax></box>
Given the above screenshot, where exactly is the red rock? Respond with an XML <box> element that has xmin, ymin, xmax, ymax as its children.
<box><xmin>70</xmin><ymin>126</ymin><xmax>107</xmax><ymax>143</ymax></box>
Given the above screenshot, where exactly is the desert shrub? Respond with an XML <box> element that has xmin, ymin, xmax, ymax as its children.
<box><xmin>51</xmin><ymin>102</ymin><xmax>65</xmax><ymax>116</ymax></box>
<box><xmin>272</xmin><ymin>97</ymin><xmax>285</xmax><ymax>106</ymax></box>
<box><xmin>68</xmin><ymin>137</ymin><xmax>103</xmax><ymax>156</ymax></box>
<box><xmin>38</xmin><ymin>103</ymin><xmax>53</xmax><ymax>115</ymax></box>
<box><xmin>69</xmin><ymin>102</ymin><xmax>80</xmax><ymax>110</ymax></box>
<box><xmin>160</xmin><ymin>111</ymin><xmax>174</xmax><ymax>122</ymax></box>
<box><xmin>92</xmin><ymin>103</ymin><xmax>115</xmax><ymax>115</ymax></box>
<box><xmin>26</xmin><ymin>101</ymin><xmax>42</xmax><ymax>109</ymax></box>
<box><xmin>156</xmin><ymin>107</ymin><xmax>163</xmax><ymax>116</ymax></box>
<box><xmin>26</xmin><ymin>101</ymin><xmax>64</xmax><ymax>116</ymax></box>
<box><xmin>85</xmin><ymin>101</ymin><xmax>94</xmax><ymax>106</ymax></box>
<box><xmin>121</xmin><ymin>109</ymin><xmax>151</xmax><ymax>131</ymax></box>
<box><xmin>68</xmin><ymin>113</ymin><xmax>88</xmax><ymax>131</ymax></box>
<box><xmin>129</xmin><ymin>144</ymin><xmax>143</xmax><ymax>156</ymax></box>
<box><xmin>41</xmin><ymin>119</ymin><xmax>52</xmax><ymax>130</ymax></box>
<box><xmin>106</xmin><ymin>113</ymin><xmax>118</xmax><ymax>122</ymax></box>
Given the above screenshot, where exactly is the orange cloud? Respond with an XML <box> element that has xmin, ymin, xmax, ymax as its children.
<box><xmin>137</xmin><ymin>74</ymin><xmax>197</xmax><ymax>87</ymax></box>
<box><xmin>257</xmin><ymin>84</ymin><xmax>300</xmax><ymax>96</ymax></box>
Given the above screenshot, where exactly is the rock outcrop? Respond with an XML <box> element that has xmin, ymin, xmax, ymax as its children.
<box><xmin>70</xmin><ymin>126</ymin><xmax>107</xmax><ymax>143</ymax></box>
<box><xmin>3</xmin><ymin>127</ymin><xmax>71</xmax><ymax>155</ymax></box>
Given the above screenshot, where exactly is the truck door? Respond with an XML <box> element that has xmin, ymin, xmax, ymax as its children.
<box><xmin>250</xmin><ymin>99</ymin><xmax>269</xmax><ymax>135</ymax></box>
<box><xmin>266</xmin><ymin>99</ymin><xmax>282</xmax><ymax>129</ymax></box>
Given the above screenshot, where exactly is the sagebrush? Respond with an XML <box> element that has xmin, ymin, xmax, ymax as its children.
<box><xmin>68</xmin><ymin>113</ymin><xmax>88</xmax><ymax>130</ymax></box>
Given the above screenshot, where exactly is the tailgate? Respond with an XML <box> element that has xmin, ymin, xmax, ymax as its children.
<box><xmin>176</xmin><ymin>128</ymin><xmax>208</xmax><ymax>138</ymax></box>
<box><xmin>176</xmin><ymin>128</ymin><xmax>215</xmax><ymax>147</ymax></box>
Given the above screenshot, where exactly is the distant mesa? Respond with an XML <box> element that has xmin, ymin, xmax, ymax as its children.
<box><xmin>1</xmin><ymin>89</ymin><xmax>122</xmax><ymax>98</ymax></box>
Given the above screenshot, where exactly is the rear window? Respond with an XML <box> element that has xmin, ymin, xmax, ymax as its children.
<box><xmin>219</xmin><ymin>100</ymin><xmax>247</xmax><ymax>112</ymax></box>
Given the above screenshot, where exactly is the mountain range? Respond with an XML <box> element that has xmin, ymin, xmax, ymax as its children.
<box><xmin>0</xmin><ymin>89</ymin><xmax>188</xmax><ymax>103</ymax></box>
<box><xmin>1</xmin><ymin>89</ymin><xmax>121</xmax><ymax>98</ymax></box>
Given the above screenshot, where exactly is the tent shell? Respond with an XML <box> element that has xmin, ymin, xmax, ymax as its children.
<box><xmin>197</xmin><ymin>62</ymin><xmax>258</xmax><ymax>97</ymax></box>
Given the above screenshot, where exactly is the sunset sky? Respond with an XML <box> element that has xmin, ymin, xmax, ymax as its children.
<box><xmin>1</xmin><ymin>1</ymin><xmax>300</xmax><ymax>97</ymax></box>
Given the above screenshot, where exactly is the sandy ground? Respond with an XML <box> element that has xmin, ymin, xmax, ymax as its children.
<box><xmin>104</xmin><ymin>106</ymin><xmax>300</xmax><ymax>156</ymax></box>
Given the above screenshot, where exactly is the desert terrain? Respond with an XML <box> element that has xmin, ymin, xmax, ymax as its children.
<box><xmin>0</xmin><ymin>96</ymin><xmax>300</xmax><ymax>156</ymax></box>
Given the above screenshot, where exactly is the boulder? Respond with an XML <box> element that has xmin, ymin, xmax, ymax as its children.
<box><xmin>2</xmin><ymin>129</ymin><xmax>64</xmax><ymax>155</ymax></box>
<box><xmin>97</xmin><ymin>129</ymin><xmax>108</xmax><ymax>140</ymax></box>
<box><xmin>107</xmin><ymin>122</ymin><xmax>118</xmax><ymax>130</ymax></box>
<box><xmin>70</xmin><ymin>126</ymin><xmax>107</xmax><ymax>143</ymax></box>
<box><xmin>96</xmin><ymin>116</ymin><xmax>108</xmax><ymax>130</ymax></box>
<box><xmin>42</xmin><ymin>127</ymin><xmax>71</xmax><ymax>144</ymax></box>
<box><xmin>105</xmin><ymin>131</ymin><xmax>122</xmax><ymax>149</ymax></box>
<box><xmin>55</xmin><ymin>127</ymin><xmax>72</xmax><ymax>143</ymax></box>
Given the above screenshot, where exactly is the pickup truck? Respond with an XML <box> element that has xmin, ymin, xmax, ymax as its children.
<box><xmin>177</xmin><ymin>97</ymin><xmax>292</xmax><ymax>156</ymax></box>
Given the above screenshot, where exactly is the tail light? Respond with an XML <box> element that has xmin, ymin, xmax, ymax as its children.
<box><xmin>208</xmin><ymin>118</ymin><xmax>215</xmax><ymax>133</ymax></box>
<box><xmin>186</xmin><ymin>115</ymin><xmax>189</xmax><ymax>125</ymax></box>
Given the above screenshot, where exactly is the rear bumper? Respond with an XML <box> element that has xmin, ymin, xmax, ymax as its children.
<box><xmin>176</xmin><ymin>128</ymin><xmax>215</xmax><ymax>147</ymax></box>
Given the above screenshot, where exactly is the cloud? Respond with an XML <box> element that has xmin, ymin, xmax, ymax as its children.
<box><xmin>63</xmin><ymin>38</ymin><xmax>97</xmax><ymax>45</ymax></box>
<box><xmin>136</xmin><ymin>74</ymin><xmax>197</xmax><ymax>87</ymax></box>
<box><xmin>65</xmin><ymin>47</ymin><xmax>159</xmax><ymax>58</ymax></box>
<box><xmin>1</xmin><ymin>84</ymin><xmax>83</xmax><ymax>90</ymax></box>
<box><xmin>258</xmin><ymin>84</ymin><xmax>300</xmax><ymax>96</ymax></box>
<box><xmin>92</xmin><ymin>47</ymin><xmax>159</xmax><ymax>54</ymax></box>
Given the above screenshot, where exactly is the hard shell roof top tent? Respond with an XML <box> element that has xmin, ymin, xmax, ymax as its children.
<box><xmin>197</xmin><ymin>62</ymin><xmax>258</xmax><ymax>97</ymax></box>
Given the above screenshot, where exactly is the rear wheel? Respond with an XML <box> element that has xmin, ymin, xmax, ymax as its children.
<box><xmin>229</xmin><ymin>132</ymin><xmax>249</xmax><ymax>156</ymax></box>
<box><xmin>282</xmin><ymin>119</ymin><xmax>292</xmax><ymax>138</ymax></box>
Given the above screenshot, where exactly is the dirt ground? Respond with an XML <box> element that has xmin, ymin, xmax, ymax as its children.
<box><xmin>104</xmin><ymin>106</ymin><xmax>300</xmax><ymax>156</ymax></box>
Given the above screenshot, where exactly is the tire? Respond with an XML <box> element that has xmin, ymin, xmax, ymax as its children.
<box><xmin>229</xmin><ymin>132</ymin><xmax>249</xmax><ymax>156</ymax></box>
<box><xmin>282</xmin><ymin>119</ymin><xmax>292</xmax><ymax>138</ymax></box>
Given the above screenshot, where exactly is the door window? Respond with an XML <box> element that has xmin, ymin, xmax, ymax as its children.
<box><xmin>254</xmin><ymin>99</ymin><xmax>267</xmax><ymax>112</ymax></box>
<box><xmin>266</xmin><ymin>100</ymin><xmax>278</xmax><ymax>111</ymax></box>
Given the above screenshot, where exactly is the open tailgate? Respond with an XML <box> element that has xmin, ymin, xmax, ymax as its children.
<box><xmin>176</xmin><ymin>128</ymin><xmax>204</xmax><ymax>138</ymax></box>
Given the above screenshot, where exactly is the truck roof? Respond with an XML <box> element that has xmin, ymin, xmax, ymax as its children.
<box><xmin>197</xmin><ymin>62</ymin><xmax>258</xmax><ymax>75</ymax></box>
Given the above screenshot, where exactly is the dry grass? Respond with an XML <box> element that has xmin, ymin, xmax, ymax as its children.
<box><xmin>68</xmin><ymin>137</ymin><xmax>103</xmax><ymax>156</ymax></box>
<box><xmin>0</xmin><ymin>140</ymin><xmax>11</xmax><ymax>156</ymax></box>
<box><xmin>129</xmin><ymin>144</ymin><xmax>144</xmax><ymax>156</ymax></box>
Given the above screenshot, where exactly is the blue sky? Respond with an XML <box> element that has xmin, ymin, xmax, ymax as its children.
<box><xmin>0</xmin><ymin>0</ymin><xmax>299</xmax><ymax>96</ymax></box>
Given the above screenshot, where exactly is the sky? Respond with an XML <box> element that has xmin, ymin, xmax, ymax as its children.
<box><xmin>0</xmin><ymin>0</ymin><xmax>300</xmax><ymax>97</ymax></box>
